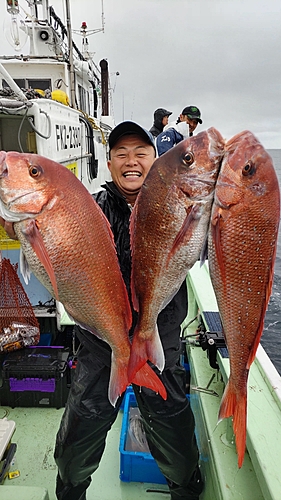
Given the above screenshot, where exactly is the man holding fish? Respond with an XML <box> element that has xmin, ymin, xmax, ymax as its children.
<box><xmin>1</xmin><ymin>115</ymin><xmax>279</xmax><ymax>488</ymax></box>
<box><xmin>0</xmin><ymin>121</ymin><xmax>205</xmax><ymax>499</ymax></box>
<box><xmin>53</xmin><ymin>121</ymin><xmax>204</xmax><ymax>500</ymax></box>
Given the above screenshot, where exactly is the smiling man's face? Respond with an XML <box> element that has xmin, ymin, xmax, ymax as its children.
<box><xmin>108</xmin><ymin>134</ymin><xmax>156</xmax><ymax>205</ymax></box>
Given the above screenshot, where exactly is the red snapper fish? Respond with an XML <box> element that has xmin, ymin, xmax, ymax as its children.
<box><xmin>208</xmin><ymin>131</ymin><xmax>280</xmax><ymax>467</ymax></box>
<box><xmin>128</xmin><ymin>128</ymin><xmax>225</xmax><ymax>379</ymax></box>
<box><xmin>0</xmin><ymin>151</ymin><xmax>167</xmax><ymax>405</ymax></box>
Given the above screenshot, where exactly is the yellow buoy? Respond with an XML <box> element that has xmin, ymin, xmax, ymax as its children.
<box><xmin>34</xmin><ymin>88</ymin><xmax>45</xmax><ymax>96</ymax></box>
<box><xmin>51</xmin><ymin>90</ymin><xmax>69</xmax><ymax>106</ymax></box>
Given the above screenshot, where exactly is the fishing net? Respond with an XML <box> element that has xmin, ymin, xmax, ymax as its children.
<box><xmin>0</xmin><ymin>257</ymin><xmax>40</xmax><ymax>352</ymax></box>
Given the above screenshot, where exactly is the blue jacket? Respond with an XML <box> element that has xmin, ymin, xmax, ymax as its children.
<box><xmin>156</xmin><ymin>128</ymin><xmax>184</xmax><ymax>156</ymax></box>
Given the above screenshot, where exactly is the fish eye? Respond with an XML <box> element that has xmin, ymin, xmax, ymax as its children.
<box><xmin>183</xmin><ymin>151</ymin><xmax>194</xmax><ymax>166</ymax></box>
<box><xmin>28</xmin><ymin>164</ymin><xmax>41</xmax><ymax>177</ymax></box>
<box><xmin>242</xmin><ymin>162</ymin><xmax>255</xmax><ymax>176</ymax></box>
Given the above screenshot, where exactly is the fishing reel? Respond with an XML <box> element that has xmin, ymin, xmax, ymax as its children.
<box><xmin>197</xmin><ymin>311</ymin><xmax>227</xmax><ymax>370</ymax></box>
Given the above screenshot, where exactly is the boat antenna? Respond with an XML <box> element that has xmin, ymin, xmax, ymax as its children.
<box><xmin>72</xmin><ymin>0</ymin><xmax>105</xmax><ymax>60</ymax></box>
<box><xmin>65</xmin><ymin>0</ymin><xmax>76</xmax><ymax>108</ymax></box>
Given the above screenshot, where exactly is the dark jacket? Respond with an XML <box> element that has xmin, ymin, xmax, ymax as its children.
<box><xmin>149</xmin><ymin>108</ymin><xmax>171</xmax><ymax>138</ymax></box>
<box><xmin>76</xmin><ymin>181</ymin><xmax>187</xmax><ymax>365</ymax></box>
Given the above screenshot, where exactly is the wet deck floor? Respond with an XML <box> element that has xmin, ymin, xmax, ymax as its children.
<box><xmin>0</xmin><ymin>405</ymin><xmax>170</xmax><ymax>500</ymax></box>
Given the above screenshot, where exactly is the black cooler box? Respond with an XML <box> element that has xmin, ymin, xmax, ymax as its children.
<box><xmin>0</xmin><ymin>347</ymin><xmax>70</xmax><ymax>408</ymax></box>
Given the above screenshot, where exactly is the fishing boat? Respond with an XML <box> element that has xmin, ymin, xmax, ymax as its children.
<box><xmin>1</xmin><ymin>2</ymin><xmax>281</xmax><ymax>500</ymax></box>
<box><xmin>0</xmin><ymin>0</ymin><xmax>113</xmax><ymax>190</ymax></box>
<box><xmin>0</xmin><ymin>0</ymin><xmax>113</xmax><ymax>318</ymax></box>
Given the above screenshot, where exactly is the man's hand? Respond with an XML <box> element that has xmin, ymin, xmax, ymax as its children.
<box><xmin>0</xmin><ymin>216</ymin><xmax>18</xmax><ymax>240</ymax></box>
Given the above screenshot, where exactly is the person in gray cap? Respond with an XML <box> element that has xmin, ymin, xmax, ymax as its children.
<box><xmin>156</xmin><ymin>105</ymin><xmax>203</xmax><ymax>156</ymax></box>
<box><xmin>54</xmin><ymin>120</ymin><xmax>204</xmax><ymax>500</ymax></box>
<box><xmin>149</xmin><ymin>107</ymin><xmax>173</xmax><ymax>137</ymax></box>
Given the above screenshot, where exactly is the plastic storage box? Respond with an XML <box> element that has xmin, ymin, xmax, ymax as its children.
<box><xmin>0</xmin><ymin>418</ymin><xmax>15</xmax><ymax>462</ymax></box>
<box><xmin>119</xmin><ymin>385</ymin><xmax>134</xmax><ymax>411</ymax></box>
<box><xmin>119</xmin><ymin>391</ymin><xmax>166</xmax><ymax>484</ymax></box>
<box><xmin>0</xmin><ymin>417</ymin><xmax>16</xmax><ymax>484</ymax></box>
<box><xmin>0</xmin><ymin>346</ymin><xmax>69</xmax><ymax>408</ymax></box>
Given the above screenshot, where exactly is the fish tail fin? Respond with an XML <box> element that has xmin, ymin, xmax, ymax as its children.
<box><xmin>128</xmin><ymin>325</ymin><xmax>165</xmax><ymax>381</ymax></box>
<box><xmin>132</xmin><ymin>363</ymin><xmax>167</xmax><ymax>400</ymax></box>
<box><xmin>218</xmin><ymin>379</ymin><xmax>247</xmax><ymax>468</ymax></box>
<box><xmin>108</xmin><ymin>353</ymin><xmax>129</xmax><ymax>407</ymax></box>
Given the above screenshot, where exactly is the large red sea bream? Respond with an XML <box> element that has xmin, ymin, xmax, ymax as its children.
<box><xmin>128</xmin><ymin>128</ymin><xmax>225</xmax><ymax>380</ymax></box>
<box><xmin>208</xmin><ymin>131</ymin><xmax>280</xmax><ymax>467</ymax></box>
<box><xmin>0</xmin><ymin>151</ymin><xmax>167</xmax><ymax>406</ymax></box>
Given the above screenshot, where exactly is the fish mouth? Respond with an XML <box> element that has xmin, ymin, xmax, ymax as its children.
<box><xmin>1</xmin><ymin>188</ymin><xmax>38</xmax><ymax>208</ymax></box>
<box><xmin>186</xmin><ymin>174</ymin><xmax>217</xmax><ymax>187</ymax></box>
<box><xmin>197</xmin><ymin>177</ymin><xmax>217</xmax><ymax>186</ymax></box>
<box><xmin>0</xmin><ymin>192</ymin><xmax>41</xmax><ymax>222</ymax></box>
<box><xmin>180</xmin><ymin>176</ymin><xmax>217</xmax><ymax>202</ymax></box>
<box><xmin>190</xmin><ymin>190</ymin><xmax>215</xmax><ymax>203</ymax></box>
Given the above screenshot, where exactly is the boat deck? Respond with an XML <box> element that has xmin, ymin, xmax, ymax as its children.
<box><xmin>0</xmin><ymin>405</ymin><xmax>170</xmax><ymax>500</ymax></box>
<box><xmin>1</xmin><ymin>262</ymin><xmax>281</xmax><ymax>499</ymax></box>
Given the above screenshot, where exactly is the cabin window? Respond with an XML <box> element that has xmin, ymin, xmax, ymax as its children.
<box><xmin>2</xmin><ymin>78</ymin><xmax>25</xmax><ymax>89</ymax></box>
<box><xmin>28</xmin><ymin>79</ymin><xmax>52</xmax><ymax>91</ymax></box>
<box><xmin>2</xmin><ymin>78</ymin><xmax>51</xmax><ymax>91</ymax></box>
<box><xmin>78</xmin><ymin>84</ymin><xmax>89</xmax><ymax>114</ymax></box>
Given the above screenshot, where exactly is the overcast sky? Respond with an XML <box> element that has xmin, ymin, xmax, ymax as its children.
<box><xmin>1</xmin><ymin>0</ymin><xmax>281</xmax><ymax>148</ymax></box>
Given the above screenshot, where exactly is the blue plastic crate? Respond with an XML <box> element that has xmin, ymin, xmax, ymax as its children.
<box><xmin>119</xmin><ymin>386</ymin><xmax>134</xmax><ymax>411</ymax></box>
<box><xmin>119</xmin><ymin>391</ymin><xmax>166</xmax><ymax>484</ymax></box>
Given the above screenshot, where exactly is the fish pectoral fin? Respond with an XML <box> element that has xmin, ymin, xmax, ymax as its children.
<box><xmin>210</xmin><ymin>209</ymin><xmax>226</xmax><ymax>280</ymax></box>
<box><xmin>132</xmin><ymin>363</ymin><xmax>167</xmax><ymax>400</ymax></box>
<box><xmin>168</xmin><ymin>204</ymin><xmax>201</xmax><ymax>262</ymax></box>
<box><xmin>20</xmin><ymin>248</ymin><xmax>31</xmax><ymax>284</ymax></box>
<box><xmin>108</xmin><ymin>352</ymin><xmax>129</xmax><ymax>407</ymax></box>
<box><xmin>200</xmin><ymin>233</ymin><xmax>208</xmax><ymax>266</ymax></box>
<box><xmin>128</xmin><ymin>326</ymin><xmax>165</xmax><ymax>381</ymax></box>
<box><xmin>21</xmin><ymin>219</ymin><xmax>59</xmax><ymax>301</ymax></box>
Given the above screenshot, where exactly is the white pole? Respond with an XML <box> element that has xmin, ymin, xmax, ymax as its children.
<box><xmin>65</xmin><ymin>0</ymin><xmax>76</xmax><ymax>109</ymax></box>
<box><xmin>0</xmin><ymin>62</ymin><xmax>28</xmax><ymax>101</ymax></box>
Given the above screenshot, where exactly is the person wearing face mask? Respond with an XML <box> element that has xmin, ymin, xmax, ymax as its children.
<box><xmin>156</xmin><ymin>106</ymin><xmax>202</xmax><ymax>157</ymax></box>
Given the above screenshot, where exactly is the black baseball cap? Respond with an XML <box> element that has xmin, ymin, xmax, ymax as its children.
<box><xmin>182</xmin><ymin>106</ymin><xmax>202</xmax><ymax>124</ymax></box>
<box><xmin>109</xmin><ymin>121</ymin><xmax>156</xmax><ymax>152</ymax></box>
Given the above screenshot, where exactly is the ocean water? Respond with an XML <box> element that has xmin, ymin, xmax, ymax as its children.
<box><xmin>260</xmin><ymin>149</ymin><xmax>281</xmax><ymax>375</ymax></box>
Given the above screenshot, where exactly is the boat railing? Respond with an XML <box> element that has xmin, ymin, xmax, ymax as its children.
<box><xmin>186</xmin><ymin>260</ymin><xmax>281</xmax><ymax>406</ymax></box>
<box><xmin>184</xmin><ymin>261</ymin><xmax>281</xmax><ymax>500</ymax></box>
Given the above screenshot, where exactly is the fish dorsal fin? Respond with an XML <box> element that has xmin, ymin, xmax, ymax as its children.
<box><xmin>21</xmin><ymin>219</ymin><xmax>59</xmax><ymax>300</ymax></box>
